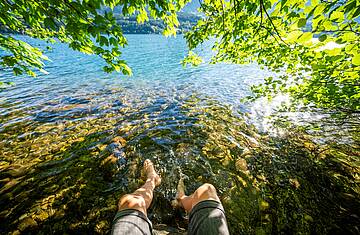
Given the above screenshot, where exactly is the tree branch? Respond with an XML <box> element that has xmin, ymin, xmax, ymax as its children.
<box><xmin>221</xmin><ymin>0</ymin><xmax>225</xmax><ymax>32</ymax></box>
<box><xmin>260</xmin><ymin>0</ymin><xmax>288</xmax><ymax>45</ymax></box>
<box><xmin>254</xmin><ymin>0</ymin><xmax>263</xmax><ymax>36</ymax></box>
<box><xmin>312</xmin><ymin>29</ymin><xmax>360</xmax><ymax>36</ymax></box>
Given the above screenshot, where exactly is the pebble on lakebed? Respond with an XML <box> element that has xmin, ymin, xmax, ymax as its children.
<box><xmin>18</xmin><ymin>217</ymin><xmax>38</xmax><ymax>231</ymax></box>
<box><xmin>235</xmin><ymin>158</ymin><xmax>249</xmax><ymax>173</ymax></box>
<box><xmin>100</xmin><ymin>136</ymin><xmax>127</xmax><ymax>180</ymax></box>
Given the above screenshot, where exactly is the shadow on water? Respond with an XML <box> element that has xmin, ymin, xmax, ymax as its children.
<box><xmin>0</xmin><ymin>94</ymin><xmax>359</xmax><ymax>234</ymax></box>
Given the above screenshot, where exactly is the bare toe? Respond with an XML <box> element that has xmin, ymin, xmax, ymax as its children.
<box><xmin>143</xmin><ymin>159</ymin><xmax>161</xmax><ymax>186</ymax></box>
<box><xmin>173</xmin><ymin>178</ymin><xmax>186</xmax><ymax>208</ymax></box>
<box><xmin>176</xmin><ymin>178</ymin><xmax>185</xmax><ymax>198</ymax></box>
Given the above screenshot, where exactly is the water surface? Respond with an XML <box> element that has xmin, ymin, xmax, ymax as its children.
<box><xmin>0</xmin><ymin>35</ymin><xmax>359</xmax><ymax>234</ymax></box>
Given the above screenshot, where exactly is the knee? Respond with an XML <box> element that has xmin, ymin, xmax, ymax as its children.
<box><xmin>201</xmin><ymin>183</ymin><xmax>217</xmax><ymax>195</ymax></box>
<box><xmin>118</xmin><ymin>194</ymin><xmax>146</xmax><ymax>211</ymax></box>
<box><xmin>201</xmin><ymin>183</ymin><xmax>216</xmax><ymax>192</ymax></box>
<box><xmin>195</xmin><ymin>183</ymin><xmax>219</xmax><ymax>201</ymax></box>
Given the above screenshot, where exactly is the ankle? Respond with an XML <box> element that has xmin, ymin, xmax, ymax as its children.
<box><xmin>147</xmin><ymin>176</ymin><xmax>157</xmax><ymax>182</ymax></box>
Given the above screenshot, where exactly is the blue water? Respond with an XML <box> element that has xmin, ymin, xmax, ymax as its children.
<box><xmin>0</xmin><ymin>34</ymin><xmax>273</xmax><ymax>233</ymax></box>
<box><xmin>0</xmin><ymin>34</ymin><xmax>270</xmax><ymax>126</ymax></box>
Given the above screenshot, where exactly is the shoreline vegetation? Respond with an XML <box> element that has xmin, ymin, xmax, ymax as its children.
<box><xmin>0</xmin><ymin>12</ymin><xmax>201</xmax><ymax>35</ymax></box>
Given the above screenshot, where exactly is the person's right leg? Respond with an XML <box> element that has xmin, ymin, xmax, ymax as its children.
<box><xmin>112</xmin><ymin>159</ymin><xmax>161</xmax><ymax>235</ymax></box>
<box><xmin>117</xmin><ymin>159</ymin><xmax>161</xmax><ymax>215</ymax></box>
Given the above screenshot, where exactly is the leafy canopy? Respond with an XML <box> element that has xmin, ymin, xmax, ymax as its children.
<box><xmin>185</xmin><ymin>0</ymin><xmax>360</xmax><ymax>112</ymax></box>
<box><xmin>0</xmin><ymin>0</ymin><xmax>190</xmax><ymax>76</ymax></box>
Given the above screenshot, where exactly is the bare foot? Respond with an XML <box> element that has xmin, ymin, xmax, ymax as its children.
<box><xmin>172</xmin><ymin>177</ymin><xmax>186</xmax><ymax>208</ymax></box>
<box><xmin>176</xmin><ymin>177</ymin><xmax>186</xmax><ymax>199</ymax></box>
<box><xmin>143</xmin><ymin>159</ymin><xmax>161</xmax><ymax>186</ymax></box>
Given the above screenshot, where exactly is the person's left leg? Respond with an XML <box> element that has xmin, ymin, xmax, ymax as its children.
<box><xmin>112</xmin><ymin>159</ymin><xmax>161</xmax><ymax>235</ymax></box>
<box><xmin>117</xmin><ymin>159</ymin><xmax>161</xmax><ymax>215</ymax></box>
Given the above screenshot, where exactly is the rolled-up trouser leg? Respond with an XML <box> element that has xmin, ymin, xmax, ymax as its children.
<box><xmin>188</xmin><ymin>200</ymin><xmax>230</xmax><ymax>235</ymax></box>
<box><xmin>111</xmin><ymin>209</ymin><xmax>153</xmax><ymax>235</ymax></box>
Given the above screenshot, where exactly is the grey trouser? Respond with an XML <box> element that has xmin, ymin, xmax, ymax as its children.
<box><xmin>112</xmin><ymin>200</ymin><xmax>229</xmax><ymax>235</ymax></box>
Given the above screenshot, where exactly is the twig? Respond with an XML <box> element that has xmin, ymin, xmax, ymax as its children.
<box><xmin>313</xmin><ymin>29</ymin><xmax>360</xmax><ymax>36</ymax></box>
<box><xmin>198</xmin><ymin>0</ymin><xmax>205</xmax><ymax>10</ymax></box>
<box><xmin>261</xmin><ymin>25</ymin><xmax>281</xmax><ymax>44</ymax></box>
<box><xmin>260</xmin><ymin>0</ymin><xmax>288</xmax><ymax>45</ymax></box>
<box><xmin>254</xmin><ymin>0</ymin><xmax>263</xmax><ymax>36</ymax></box>
<box><xmin>233</xmin><ymin>0</ymin><xmax>237</xmax><ymax>19</ymax></box>
<box><xmin>221</xmin><ymin>0</ymin><xmax>225</xmax><ymax>32</ymax></box>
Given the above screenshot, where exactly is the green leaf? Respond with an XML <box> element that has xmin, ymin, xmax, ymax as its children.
<box><xmin>181</xmin><ymin>51</ymin><xmax>203</xmax><ymax>66</ymax></box>
<box><xmin>297</xmin><ymin>18</ymin><xmax>307</xmax><ymax>28</ymax></box>
<box><xmin>122</xmin><ymin>64</ymin><xmax>132</xmax><ymax>76</ymax></box>
<box><xmin>318</xmin><ymin>34</ymin><xmax>327</xmax><ymax>42</ymax></box>
<box><xmin>352</xmin><ymin>54</ymin><xmax>360</xmax><ymax>65</ymax></box>
<box><xmin>137</xmin><ymin>8</ymin><xmax>149</xmax><ymax>23</ymax></box>
<box><xmin>286</xmin><ymin>31</ymin><xmax>302</xmax><ymax>43</ymax></box>
<box><xmin>99</xmin><ymin>36</ymin><xmax>109</xmax><ymax>46</ymax></box>
<box><xmin>351</xmin><ymin>7</ymin><xmax>360</xmax><ymax>19</ymax></box>
<box><xmin>13</xmin><ymin>67</ymin><xmax>22</xmax><ymax>75</ymax></box>
<box><xmin>345</xmin><ymin>44</ymin><xmax>356</xmax><ymax>55</ymax></box>
<box><xmin>323</xmin><ymin>20</ymin><xmax>334</xmax><ymax>31</ymax></box>
<box><xmin>109</xmin><ymin>37</ymin><xmax>118</xmax><ymax>46</ymax></box>
<box><xmin>330</xmin><ymin>11</ymin><xmax>344</xmax><ymax>21</ymax></box>
<box><xmin>342</xmin><ymin>32</ymin><xmax>357</xmax><ymax>41</ymax></box>
<box><xmin>44</xmin><ymin>18</ymin><xmax>56</xmax><ymax>30</ymax></box>
<box><xmin>314</xmin><ymin>4</ymin><xmax>326</xmax><ymax>17</ymax></box>
<box><xmin>297</xmin><ymin>32</ymin><xmax>312</xmax><ymax>44</ymax></box>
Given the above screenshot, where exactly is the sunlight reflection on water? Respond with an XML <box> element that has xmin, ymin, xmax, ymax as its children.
<box><xmin>0</xmin><ymin>35</ymin><xmax>359</xmax><ymax>235</ymax></box>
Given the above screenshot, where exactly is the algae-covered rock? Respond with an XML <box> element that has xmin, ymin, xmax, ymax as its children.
<box><xmin>100</xmin><ymin>152</ymin><xmax>126</xmax><ymax>180</ymax></box>
<box><xmin>259</xmin><ymin>200</ymin><xmax>270</xmax><ymax>211</ymax></box>
<box><xmin>235</xmin><ymin>158</ymin><xmax>248</xmax><ymax>172</ymax></box>
<box><xmin>11</xmin><ymin>230</ymin><xmax>21</xmax><ymax>235</ymax></box>
<box><xmin>153</xmin><ymin>224</ymin><xmax>187</xmax><ymax>235</ymax></box>
<box><xmin>304</xmin><ymin>214</ymin><xmax>314</xmax><ymax>222</ymax></box>
<box><xmin>1</xmin><ymin>165</ymin><xmax>30</xmax><ymax>178</ymax></box>
<box><xmin>289</xmin><ymin>178</ymin><xmax>300</xmax><ymax>189</ymax></box>
<box><xmin>113</xmin><ymin>136</ymin><xmax>127</xmax><ymax>146</ymax></box>
<box><xmin>0</xmin><ymin>179</ymin><xmax>19</xmax><ymax>194</ymax></box>
<box><xmin>34</xmin><ymin>210</ymin><xmax>49</xmax><ymax>221</ymax></box>
<box><xmin>18</xmin><ymin>217</ymin><xmax>38</xmax><ymax>231</ymax></box>
<box><xmin>95</xmin><ymin>220</ymin><xmax>109</xmax><ymax>233</ymax></box>
<box><xmin>99</xmin><ymin>136</ymin><xmax>128</xmax><ymax>180</ymax></box>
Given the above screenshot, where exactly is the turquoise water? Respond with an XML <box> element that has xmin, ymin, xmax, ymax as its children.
<box><xmin>0</xmin><ymin>34</ymin><xmax>269</xmax><ymax>115</ymax></box>
<box><xmin>1</xmin><ymin>35</ymin><xmax>359</xmax><ymax>234</ymax></box>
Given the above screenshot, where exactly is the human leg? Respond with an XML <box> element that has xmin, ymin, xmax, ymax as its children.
<box><xmin>112</xmin><ymin>159</ymin><xmax>161</xmax><ymax>235</ymax></box>
<box><xmin>118</xmin><ymin>159</ymin><xmax>161</xmax><ymax>215</ymax></box>
<box><xmin>177</xmin><ymin>182</ymin><xmax>220</xmax><ymax>213</ymax></box>
<box><xmin>176</xmin><ymin>181</ymin><xmax>229</xmax><ymax>235</ymax></box>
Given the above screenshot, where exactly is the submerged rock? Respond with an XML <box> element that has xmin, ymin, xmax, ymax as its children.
<box><xmin>103</xmin><ymin>137</ymin><xmax>127</xmax><ymax>153</ymax></box>
<box><xmin>100</xmin><ymin>136</ymin><xmax>128</xmax><ymax>180</ymax></box>
<box><xmin>0</xmin><ymin>165</ymin><xmax>31</xmax><ymax>178</ymax></box>
<box><xmin>11</xmin><ymin>230</ymin><xmax>21</xmax><ymax>235</ymax></box>
<box><xmin>153</xmin><ymin>224</ymin><xmax>187</xmax><ymax>235</ymax></box>
<box><xmin>34</xmin><ymin>210</ymin><xmax>49</xmax><ymax>221</ymax></box>
<box><xmin>0</xmin><ymin>179</ymin><xmax>20</xmax><ymax>195</ymax></box>
<box><xmin>18</xmin><ymin>217</ymin><xmax>38</xmax><ymax>231</ymax></box>
<box><xmin>235</xmin><ymin>158</ymin><xmax>248</xmax><ymax>173</ymax></box>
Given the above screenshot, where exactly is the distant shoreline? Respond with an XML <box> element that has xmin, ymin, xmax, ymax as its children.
<box><xmin>0</xmin><ymin>12</ymin><xmax>201</xmax><ymax>35</ymax></box>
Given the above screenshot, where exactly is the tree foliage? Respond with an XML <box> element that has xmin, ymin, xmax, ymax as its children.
<box><xmin>0</xmin><ymin>0</ymin><xmax>190</xmax><ymax>76</ymax></box>
<box><xmin>185</xmin><ymin>0</ymin><xmax>360</xmax><ymax>112</ymax></box>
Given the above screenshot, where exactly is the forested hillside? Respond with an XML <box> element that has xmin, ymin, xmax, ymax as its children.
<box><xmin>116</xmin><ymin>12</ymin><xmax>201</xmax><ymax>34</ymax></box>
